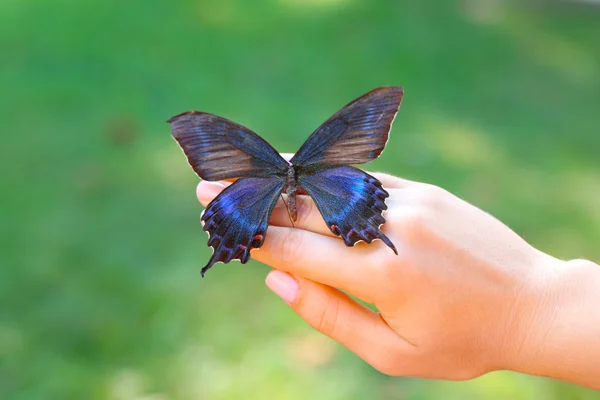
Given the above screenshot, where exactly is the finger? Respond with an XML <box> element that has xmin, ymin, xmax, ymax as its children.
<box><xmin>269</xmin><ymin>186</ymin><xmax>414</xmax><ymax>234</ymax></box>
<box><xmin>269</xmin><ymin>194</ymin><xmax>333</xmax><ymax>236</ymax></box>
<box><xmin>197</xmin><ymin>180</ymin><xmax>405</xmax><ymax>243</ymax></box>
<box><xmin>269</xmin><ymin>187</ymin><xmax>408</xmax><ymax>236</ymax></box>
<box><xmin>195</xmin><ymin>174</ymin><xmax>411</xmax><ymax>238</ymax></box>
<box><xmin>368</xmin><ymin>172</ymin><xmax>419</xmax><ymax>189</ymax></box>
<box><xmin>196</xmin><ymin>178</ymin><xmax>408</xmax><ymax>208</ymax></box>
<box><xmin>281</xmin><ymin>153</ymin><xmax>294</xmax><ymax>162</ymax></box>
<box><xmin>196</xmin><ymin>181</ymin><xmax>333</xmax><ymax>236</ymax></box>
<box><xmin>196</xmin><ymin>181</ymin><xmax>342</xmax><ymax>237</ymax></box>
<box><xmin>196</xmin><ymin>180</ymin><xmax>230</xmax><ymax>206</ymax></box>
<box><xmin>254</xmin><ymin>225</ymin><xmax>398</xmax><ymax>302</ymax></box>
<box><xmin>265</xmin><ymin>271</ymin><xmax>413</xmax><ymax>375</ymax></box>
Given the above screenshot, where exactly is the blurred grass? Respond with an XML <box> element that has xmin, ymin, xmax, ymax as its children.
<box><xmin>1</xmin><ymin>0</ymin><xmax>600</xmax><ymax>399</ymax></box>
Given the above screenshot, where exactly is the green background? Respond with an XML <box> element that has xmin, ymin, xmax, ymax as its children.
<box><xmin>2</xmin><ymin>0</ymin><xmax>600</xmax><ymax>398</ymax></box>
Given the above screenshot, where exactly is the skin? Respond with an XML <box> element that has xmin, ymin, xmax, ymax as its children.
<box><xmin>196</xmin><ymin>155</ymin><xmax>600</xmax><ymax>390</ymax></box>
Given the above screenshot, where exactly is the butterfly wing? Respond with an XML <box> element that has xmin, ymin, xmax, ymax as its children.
<box><xmin>200</xmin><ymin>176</ymin><xmax>285</xmax><ymax>276</ymax></box>
<box><xmin>168</xmin><ymin>111</ymin><xmax>288</xmax><ymax>181</ymax></box>
<box><xmin>297</xmin><ymin>165</ymin><xmax>397</xmax><ymax>253</ymax></box>
<box><xmin>290</xmin><ymin>86</ymin><xmax>403</xmax><ymax>167</ymax></box>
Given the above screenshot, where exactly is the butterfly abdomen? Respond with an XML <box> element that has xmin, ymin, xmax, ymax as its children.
<box><xmin>285</xmin><ymin>165</ymin><xmax>299</xmax><ymax>222</ymax></box>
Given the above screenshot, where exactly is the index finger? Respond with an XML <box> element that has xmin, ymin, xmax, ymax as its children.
<box><xmin>254</xmin><ymin>225</ymin><xmax>397</xmax><ymax>303</ymax></box>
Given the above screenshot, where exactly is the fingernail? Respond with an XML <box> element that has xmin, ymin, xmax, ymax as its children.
<box><xmin>265</xmin><ymin>270</ymin><xmax>298</xmax><ymax>304</ymax></box>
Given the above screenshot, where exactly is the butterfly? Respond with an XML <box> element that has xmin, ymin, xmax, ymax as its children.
<box><xmin>168</xmin><ymin>86</ymin><xmax>404</xmax><ymax>277</ymax></box>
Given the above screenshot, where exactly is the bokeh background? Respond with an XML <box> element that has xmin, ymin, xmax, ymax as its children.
<box><xmin>2</xmin><ymin>0</ymin><xmax>600</xmax><ymax>398</ymax></box>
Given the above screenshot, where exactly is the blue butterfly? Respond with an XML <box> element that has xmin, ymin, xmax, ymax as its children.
<box><xmin>168</xmin><ymin>86</ymin><xmax>404</xmax><ymax>276</ymax></box>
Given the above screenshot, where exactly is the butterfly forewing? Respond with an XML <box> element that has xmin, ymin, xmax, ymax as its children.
<box><xmin>290</xmin><ymin>86</ymin><xmax>403</xmax><ymax>167</ymax></box>
<box><xmin>297</xmin><ymin>166</ymin><xmax>397</xmax><ymax>253</ymax></box>
<box><xmin>169</xmin><ymin>111</ymin><xmax>288</xmax><ymax>181</ymax></box>
<box><xmin>200</xmin><ymin>176</ymin><xmax>285</xmax><ymax>276</ymax></box>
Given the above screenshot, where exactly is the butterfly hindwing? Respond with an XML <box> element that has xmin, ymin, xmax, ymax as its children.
<box><xmin>169</xmin><ymin>111</ymin><xmax>288</xmax><ymax>181</ymax></box>
<box><xmin>297</xmin><ymin>165</ymin><xmax>397</xmax><ymax>253</ymax></box>
<box><xmin>290</xmin><ymin>86</ymin><xmax>403</xmax><ymax>167</ymax></box>
<box><xmin>200</xmin><ymin>176</ymin><xmax>285</xmax><ymax>276</ymax></box>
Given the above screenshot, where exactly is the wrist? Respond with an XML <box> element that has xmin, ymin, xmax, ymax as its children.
<box><xmin>506</xmin><ymin>255</ymin><xmax>600</xmax><ymax>389</ymax></box>
<box><xmin>496</xmin><ymin>251</ymin><xmax>562</xmax><ymax>374</ymax></box>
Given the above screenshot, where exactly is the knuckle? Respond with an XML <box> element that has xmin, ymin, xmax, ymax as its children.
<box><xmin>373</xmin><ymin>172</ymin><xmax>396</xmax><ymax>186</ymax></box>
<box><xmin>369</xmin><ymin>351</ymin><xmax>403</xmax><ymax>376</ymax></box>
<box><xmin>412</xmin><ymin>184</ymin><xmax>446</xmax><ymax>209</ymax></box>
<box><xmin>371</xmin><ymin>249</ymin><xmax>404</xmax><ymax>276</ymax></box>
<box><xmin>295</xmin><ymin>196</ymin><xmax>315</xmax><ymax>226</ymax></box>
<box><xmin>397</xmin><ymin>210</ymin><xmax>428</xmax><ymax>240</ymax></box>
<box><xmin>314</xmin><ymin>293</ymin><xmax>341</xmax><ymax>337</ymax></box>
<box><xmin>376</xmin><ymin>254</ymin><xmax>410</xmax><ymax>288</ymax></box>
<box><xmin>278</xmin><ymin>229</ymin><xmax>307</xmax><ymax>264</ymax></box>
<box><xmin>368</xmin><ymin>339</ymin><xmax>416</xmax><ymax>376</ymax></box>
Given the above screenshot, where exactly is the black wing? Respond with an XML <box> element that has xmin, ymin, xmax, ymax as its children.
<box><xmin>168</xmin><ymin>111</ymin><xmax>288</xmax><ymax>181</ymax></box>
<box><xmin>200</xmin><ymin>176</ymin><xmax>285</xmax><ymax>276</ymax></box>
<box><xmin>297</xmin><ymin>165</ymin><xmax>397</xmax><ymax>253</ymax></box>
<box><xmin>290</xmin><ymin>86</ymin><xmax>403</xmax><ymax>167</ymax></box>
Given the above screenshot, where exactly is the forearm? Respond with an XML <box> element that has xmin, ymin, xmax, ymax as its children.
<box><xmin>514</xmin><ymin>257</ymin><xmax>600</xmax><ymax>390</ymax></box>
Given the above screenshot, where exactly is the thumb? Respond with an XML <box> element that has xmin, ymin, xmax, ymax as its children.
<box><xmin>265</xmin><ymin>270</ymin><xmax>412</xmax><ymax>375</ymax></box>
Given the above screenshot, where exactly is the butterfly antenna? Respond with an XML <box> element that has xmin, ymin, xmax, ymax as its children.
<box><xmin>280</xmin><ymin>193</ymin><xmax>295</xmax><ymax>227</ymax></box>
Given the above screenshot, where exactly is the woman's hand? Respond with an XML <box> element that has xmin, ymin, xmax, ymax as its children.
<box><xmin>196</xmin><ymin>169</ymin><xmax>600</xmax><ymax>389</ymax></box>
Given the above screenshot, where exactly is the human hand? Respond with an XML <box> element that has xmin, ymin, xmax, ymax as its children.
<box><xmin>195</xmin><ymin>161</ymin><xmax>600</xmax><ymax>387</ymax></box>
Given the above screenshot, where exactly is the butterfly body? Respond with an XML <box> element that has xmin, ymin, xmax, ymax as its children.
<box><xmin>169</xmin><ymin>86</ymin><xmax>404</xmax><ymax>276</ymax></box>
<box><xmin>284</xmin><ymin>165</ymin><xmax>300</xmax><ymax>222</ymax></box>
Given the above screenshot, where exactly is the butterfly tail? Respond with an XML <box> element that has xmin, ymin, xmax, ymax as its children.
<box><xmin>298</xmin><ymin>166</ymin><xmax>398</xmax><ymax>255</ymax></box>
<box><xmin>376</xmin><ymin>231</ymin><xmax>398</xmax><ymax>255</ymax></box>
<box><xmin>199</xmin><ymin>177</ymin><xmax>284</xmax><ymax>277</ymax></box>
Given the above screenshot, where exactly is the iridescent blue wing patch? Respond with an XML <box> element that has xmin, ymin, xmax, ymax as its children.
<box><xmin>297</xmin><ymin>165</ymin><xmax>397</xmax><ymax>253</ymax></box>
<box><xmin>168</xmin><ymin>111</ymin><xmax>288</xmax><ymax>181</ymax></box>
<box><xmin>200</xmin><ymin>176</ymin><xmax>285</xmax><ymax>276</ymax></box>
<box><xmin>290</xmin><ymin>86</ymin><xmax>403</xmax><ymax>167</ymax></box>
